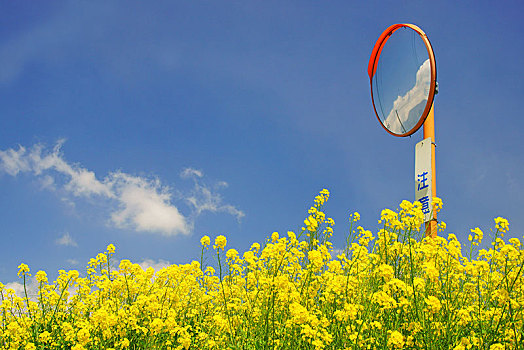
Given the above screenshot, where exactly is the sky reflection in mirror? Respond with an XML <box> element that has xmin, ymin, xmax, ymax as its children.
<box><xmin>372</xmin><ymin>27</ymin><xmax>431</xmax><ymax>135</ymax></box>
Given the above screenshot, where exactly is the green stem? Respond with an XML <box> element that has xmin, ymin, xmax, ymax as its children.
<box><xmin>49</xmin><ymin>276</ymin><xmax>73</xmax><ymax>327</ymax></box>
<box><xmin>217</xmin><ymin>250</ymin><xmax>235</xmax><ymax>345</ymax></box>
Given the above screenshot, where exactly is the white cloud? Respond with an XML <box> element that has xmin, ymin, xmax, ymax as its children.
<box><xmin>67</xmin><ymin>259</ymin><xmax>79</xmax><ymax>266</ymax></box>
<box><xmin>0</xmin><ymin>146</ymin><xmax>31</xmax><ymax>175</ymax></box>
<box><xmin>5</xmin><ymin>275</ymin><xmax>80</xmax><ymax>302</ymax></box>
<box><xmin>217</xmin><ymin>181</ymin><xmax>228</xmax><ymax>188</ymax></box>
<box><xmin>0</xmin><ymin>141</ymin><xmax>243</xmax><ymax>236</ymax></box>
<box><xmin>39</xmin><ymin>175</ymin><xmax>56</xmax><ymax>190</ymax></box>
<box><xmin>55</xmin><ymin>232</ymin><xmax>78</xmax><ymax>247</ymax></box>
<box><xmin>4</xmin><ymin>278</ymin><xmax>39</xmax><ymax>301</ymax></box>
<box><xmin>180</xmin><ymin>167</ymin><xmax>203</xmax><ymax>179</ymax></box>
<box><xmin>384</xmin><ymin>59</ymin><xmax>431</xmax><ymax>134</ymax></box>
<box><xmin>184</xmin><ymin>176</ymin><xmax>245</xmax><ymax>222</ymax></box>
<box><xmin>28</xmin><ymin>140</ymin><xmax>113</xmax><ymax>198</ymax></box>
<box><xmin>188</xmin><ymin>187</ymin><xmax>245</xmax><ymax>221</ymax></box>
<box><xmin>137</xmin><ymin>258</ymin><xmax>172</xmax><ymax>273</ymax></box>
<box><xmin>109</xmin><ymin>172</ymin><xmax>189</xmax><ymax>236</ymax></box>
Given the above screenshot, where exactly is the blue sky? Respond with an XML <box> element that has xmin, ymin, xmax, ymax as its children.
<box><xmin>1</xmin><ymin>1</ymin><xmax>523</xmax><ymax>290</ymax></box>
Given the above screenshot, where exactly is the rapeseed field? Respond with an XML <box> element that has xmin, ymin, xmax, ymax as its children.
<box><xmin>1</xmin><ymin>190</ymin><xmax>522</xmax><ymax>349</ymax></box>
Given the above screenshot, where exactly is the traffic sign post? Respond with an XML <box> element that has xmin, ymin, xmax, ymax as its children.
<box><xmin>423</xmin><ymin>104</ymin><xmax>437</xmax><ymax>237</ymax></box>
<box><xmin>368</xmin><ymin>23</ymin><xmax>438</xmax><ymax>237</ymax></box>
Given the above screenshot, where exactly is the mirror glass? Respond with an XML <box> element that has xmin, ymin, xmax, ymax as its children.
<box><xmin>372</xmin><ymin>27</ymin><xmax>431</xmax><ymax>135</ymax></box>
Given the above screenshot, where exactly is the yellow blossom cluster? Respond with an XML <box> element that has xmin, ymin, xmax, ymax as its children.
<box><xmin>469</xmin><ymin>227</ymin><xmax>484</xmax><ymax>246</ymax></box>
<box><xmin>1</xmin><ymin>189</ymin><xmax>522</xmax><ymax>349</ymax></box>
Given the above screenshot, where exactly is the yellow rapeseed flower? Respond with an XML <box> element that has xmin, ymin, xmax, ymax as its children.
<box><xmin>470</xmin><ymin>227</ymin><xmax>483</xmax><ymax>245</ymax></box>
<box><xmin>39</xmin><ymin>331</ymin><xmax>52</xmax><ymax>343</ymax></box>
<box><xmin>68</xmin><ymin>269</ymin><xmax>80</xmax><ymax>280</ymax></box>
<box><xmin>214</xmin><ymin>235</ymin><xmax>227</xmax><ymax>250</ymax></box>
<box><xmin>17</xmin><ymin>263</ymin><xmax>30</xmax><ymax>277</ymax></box>
<box><xmin>387</xmin><ymin>331</ymin><xmax>405</xmax><ymax>348</ymax></box>
<box><xmin>304</xmin><ymin>215</ymin><xmax>319</xmax><ymax>232</ymax></box>
<box><xmin>509</xmin><ymin>237</ymin><xmax>521</xmax><ymax>247</ymax></box>
<box><xmin>494</xmin><ymin>217</ymin><xmax>509</xmax><ymax>233</ymax></box>
<box><xmin>77</xmin><ymin>328</ymin><xmax>90</xmax><ymax>346</ymax></box>
<box><xmin>308</xmin><ymin>250</ymin><xmax>323</xmax><ymax>269</ymax></box>
<box><xmin>107</xmin><ymin>244</ymin><xmax>116</xmax><ymax>255</ymax></box>
<box><xmin>35</xmin><ymin>270</ymin><xmax>48</xmax><ymax>283</ymax></box>
<box><xmin>226</xmin><ymin>248</ymin><xmax>238</xmax><ymax>260</ymax></box>
<box><xmin>200</xmin><ymin>235</ymin><xmax>211</xmax><ymax>247</ymax></box>
<box><xmin>432</xmin><ymin>197</ymin><xmax>443</xmax><ymax>212</ymax></box>
<box><xmin>376</xmin><ymin>264</ymin><xmax>394</xmax><ymax>281</ymax></box>
<box><xmin>425</xmin><ymin>295</ymin><xmax>442</xmax><ymax>313</ymax></box>
<box><xmin>120</xmin><ymin>338</ymin><xmax>130</xmax><ymax>348</ymax></box>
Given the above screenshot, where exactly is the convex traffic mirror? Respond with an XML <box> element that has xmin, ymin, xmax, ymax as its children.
<box><xmin>368</xmin><ymin>24</ymin><xmax>437</xmax><ymax>137</ymax></box>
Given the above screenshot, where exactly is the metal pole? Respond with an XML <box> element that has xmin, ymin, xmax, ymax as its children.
<box><xmin>423</xmin><ymin>103</ymin><xmax>437</xmax><ymax>238</ymax></box>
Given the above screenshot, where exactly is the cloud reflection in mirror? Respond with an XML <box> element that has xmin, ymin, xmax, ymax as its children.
<box><xmin>383</xmin><ymin>59</ymin><xmax>430</xmax><ymax>134</ymax></box>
